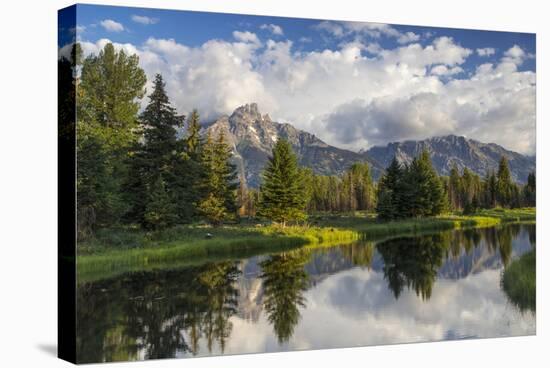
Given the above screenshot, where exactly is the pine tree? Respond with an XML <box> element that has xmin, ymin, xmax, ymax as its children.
<box><xmin>497</xmin><ymin>156</ymin><xmax>513</xmax><ymax>207</ymax></box>
<box><xmin>213</xmin><ymin>130</ymin><xmax>238</xmax><ymax>217</ymax></box>
<box><xmin>197</xmin><ymin>193</ymin><xmax>227</xmax><ymax>226</ymax></box>
<box><xmin>197</xmin><ymin>130</ymin><xmax>238</xmax><ymax>225</ymax></box>
<box><xmin>143</xmin><ymin>176</ymin><xmax>178</xmax><ymax>231</ymax></box>
<box><xmin>376</xmin><ymin>157</ymin><xmax>403</xmax><ymax>220</ymax></box>
<box><xmin>402</xmin><ymin>150</ymin><xmax>445</xmax><ymax>217</ymax></box>
<box><xmin>378</xmin><ymin>150</ymin><xmax>445</xmax><ymax>219</ymax></box>
<box><xmin>126</xmin><ymin>74</ymin><xmax>184</xmax><ymax>228</ymax></box>
<box><xmin>259</xmin><ymin>139</ymin><xmax>307</xmax><ymax>226</ymax></box>
<box><xmin>175</xmin><ymin>109</ymin><xmax>204</xmax><ymax>221</ymax></box>
<box><xmin>485</xmin><ymin>170</ymin><xmax>498</xmax><ymax>208</ymax></box>
<box><xmin>185</xmin><ymin>109</ymin><xmax>202</xmax><ymax>159</ymax></box>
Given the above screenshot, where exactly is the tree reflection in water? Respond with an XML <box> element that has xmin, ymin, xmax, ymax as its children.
<box><xmin>260</xmin><ymin>250</ymin><xmax>310</xmax><ymax>344</ymax></box>
<box><xmin>376</xmin><ymin>224</ymin><xmax>528</xmax><ymax>302</ymax></box>
<box><xmin>377</xmin><ymin>234</ymin><xmax>448</xmax><ymax>301</ymax></box>
<box><xmin>76</xmin><ymin>261</ymin><xmax>240</xmax><ymax>363</ymax></box>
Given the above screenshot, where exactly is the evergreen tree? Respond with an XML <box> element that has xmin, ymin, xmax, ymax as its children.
<box><xmin>259</xmin><ymin>139</ymin><xmax>307</xmax><ymax>226</ymax></box>
<box><xmin>197</xmin><ymin>130</ymin><xmax>238</xmax><ymax>225</ymax></box>
<box><xmin>143</xmin><ymin>176</ymin><xmax>178</xmax><ymax>231</ymax></box>
<box><xmin>402</xmin><ymin>150</ymin><xmax>445</xmax><ymax>217</ymax></box>
<box><xmin>175</xmin><ymin>109</ymin><xmax>204</xmax><ymax>221</ymax></box>
<box><xmin>77</xmin><ymin>42</ymin><xmax>147</xmax><ymax>233</ymax></box>
<box><xmin>213</xmin><ymin>130</ymin><xmax>238</xmax><ymax>217</ymax></box>
<box><xmin>185</xmin><ymin>109</ymin><xmax>202</xmax><ymax>159</ymax></box>
<box><xmin>485</xmin><ymin>170</ymin><xmax>498</xmax><ymax>208</ymax></box>
<box><xmin>125</xmin><ymin>74</ymin><xmax>184</xmax><ymax>228</ymax></box>
<box><xmin>197</xmin><ymin>193</ymin><xmax>227</xmax><ymax>226</ymax></box>
<box><xmin>377</xmin><ymin>151</ymin><xmax>445</xmax><ymax>219</ymax></box>
<box><xmin>497</xmin><ymin>156</ymin><xmax>513</xmax><ymax>207</ymax></box>
<box><xmin>376</xmin><ymin>158</ymin><xmax>403</xmax><ymax>220</ymax></box>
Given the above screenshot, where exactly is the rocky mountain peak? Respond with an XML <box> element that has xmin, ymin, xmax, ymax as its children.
<box><xmin>229</xmin><ymin>103</ymin><xmax>263</xmax><ymax>124</ymax></box>
<box><xmin>207</xmin><ymin>103</ymin><xmax>383</xmax><ymax>187</ymax></box>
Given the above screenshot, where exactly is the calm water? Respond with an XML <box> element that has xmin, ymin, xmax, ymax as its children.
<box><xmin>76</xmin><ymin>224</ymin><xmax>536</xmax><ymax>363</ymax></box>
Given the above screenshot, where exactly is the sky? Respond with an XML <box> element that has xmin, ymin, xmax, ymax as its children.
<box><xmin>60</xmin><ymin>4</ymin><xmax>536</xmax><ymax>154</ymax></box>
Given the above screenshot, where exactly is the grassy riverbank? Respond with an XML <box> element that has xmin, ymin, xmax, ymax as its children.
<box><xmin>502</xmin><ymin>249</ymin><xmax>536</xmax><ymax>312</ymax></box>
<box><xmin>77</xmin><ymin>207</ymin><xmax>535</xmax><ymax>283</ymax></box>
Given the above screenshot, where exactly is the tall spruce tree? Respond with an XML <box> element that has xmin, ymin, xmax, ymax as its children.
<box><xmin>173</xmin><ymin>109</ymin><xmax>204</xmax><ymax>221</ymax></box>
<box><xmin>259</xmin><ymin>139</ymin><xmax>307</xmax><ymax>226</ymax></box>
<box><xmin>376</xmin><ymin>157</ymin><xmax>403</xmax><ymax>220</ymax></box>
<box><xmin>213</xmin><ymin>130</ymin><xmax>238</xmax><ymax>216</ymax></box>
<box><xmin>404</xmin><ymin>149</ymin><xmax>445</xmax><ymax>217</ymax></box>
<box><xmin>197</xmin><ymin>130</ymin><xmax>238</xmax><ymax>225</ymax></box>
<box><xmin>126</xmin><ymin>74</ymin><xmax>185</xmax><ymax>229</ymax></box>
<box><xmin>497</xmin><ymin>156</ymin><xmax>513</xmax><ymax>207</ymax></box>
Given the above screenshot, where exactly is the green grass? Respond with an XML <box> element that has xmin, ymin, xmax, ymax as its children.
<box><xmin>77</xmin><ymin>207</ymin><xmax>535</xmax><ymax>283</ymax></box>
<box><xmin>77</xmin><ymin>224</ymin><xmax>359</xmax><ymax>283</ymax></box>
<box><xmin>502</xmin><ymin>249</ymin><xmax>536</xmax><ymax>312</ymax></box>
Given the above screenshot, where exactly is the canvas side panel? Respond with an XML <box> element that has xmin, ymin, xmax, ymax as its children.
<box><xmin>58</xmin><ymin>4</ymin><xmax>77</xmax><ymax>364</ymax></box>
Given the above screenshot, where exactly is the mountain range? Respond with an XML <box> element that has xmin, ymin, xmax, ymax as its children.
<box><xmin>205</xmin><ymin>103</ymin><xmax>535</xmax><ymax>187</ymax></box>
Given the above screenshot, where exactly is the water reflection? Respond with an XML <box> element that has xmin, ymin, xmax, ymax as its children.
<box><xmin>77</xmin><ymin>224</ymin><xmax>535</xmax><ymax>362</ymax></box>
<box><xmin>260</xmin><ymin>252</ymin><xmax>310</xmax><ymax>343</ymax></box>
<box><xmin>377</xmin><ymin>234</ymin><xmax>446</xmax><ymax>300</ymax></box>
<box><xmin>77</xmin><ymin>262</ymin><xmax>240</xmax><ymax>362</ymax></box>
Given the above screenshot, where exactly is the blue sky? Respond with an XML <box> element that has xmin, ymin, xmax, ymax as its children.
<box><xmin>61</xmin><ymin>4</ymin><xmax>537</xmax><ymax>154</ymax></box>
<box><xmin>73</xmin><ymin>4</ymin><xmax>535</xmax><ymax>74</ymax></box>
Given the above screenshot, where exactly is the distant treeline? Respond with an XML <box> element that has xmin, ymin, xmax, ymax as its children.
<box><xmin>65</xmin><ymin>42</ymin><xmax>535</xmax><ymax>238</ymax></box>
<box><xmin>237</xmin><ymin>150</ymin><xmax>535</xmax><ymax>221</ymax></box>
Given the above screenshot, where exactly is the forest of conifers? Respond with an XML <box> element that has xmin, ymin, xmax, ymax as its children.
<box><xmin>63</xmin><ymin>42</ymin><xmax>536</xmax><ymax>239</ymax></box>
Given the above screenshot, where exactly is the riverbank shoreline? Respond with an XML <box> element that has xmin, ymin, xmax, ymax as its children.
<box><xmin>77</xmin><ymin>208</ymin><xmax>535</xmax><ymax>283</ymax></box>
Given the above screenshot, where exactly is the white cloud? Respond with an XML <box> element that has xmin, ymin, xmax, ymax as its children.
<box><xmin>260</xmin><ymin>23</ymin><xmax>284</xmax><ymax>36</ymax></box>
<box><xmin>131</xmin><ymin>15</ymin><xmax>159</xmax><ymax>25</ymax></box>
<box><xmin>364</xmin><ymin>42</ymin><xmax>382</xmax><ymax>54</ymax></box>
<box><xmin>232</xmin><ymin>31</ymin><xmax>262</xmax><ymax>47</ymax></box>
<box><xmin>343</xmin><ymin>21</ymin><xmax>402</xmax><ymax>38</ymax></box>
<box><xmin>315</xmin><ymin>20</ymin><xmax>419</xmax><ymax>45</ymax></box>
<box><xmin>501</xmin><ymin>44</ymin><xmax>528</xmax><ymax>65</ymax></box>
<box><xmin>77</xmin><ymin>35</ymin><xmax>535</xmax><ymax>154</ymax></box>
<box><xmin>99</xmin><ymin>19</ymin><xmax>124</xmax><ymax>32</ymax></box>
<box><xmin>476</xmin><ymin>47</ymin><xmax>495</xmax><ymax>57</ymax></box>
<box><xmin>314</xmin><ymin>21</ymin><xmax>345</xmax><ymax>37</ymax></box>
<box><xmin>396</xmin><ymin>31</ymin><xmax>421</xmax><ymax>44</ymax></box>
<box><xmin>430</xmin><ymin>64</ymin><xmax>463</xmax><ymax>76</ymax></box>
